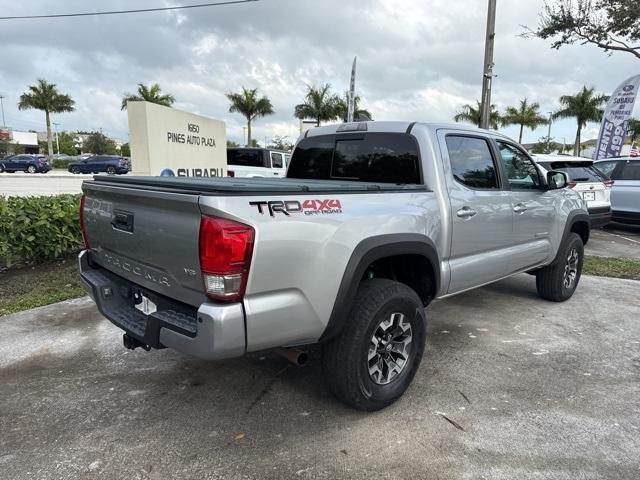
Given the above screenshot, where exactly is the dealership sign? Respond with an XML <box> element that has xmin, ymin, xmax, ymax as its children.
<box><xmin>595</xmin><ymin>74</ymin><xmax>640</xmax><ymax>160</ymax></box>
<box><xmin>127</xmin><ymin>101</ymin><xmax>226</xmax><ymax>176</ymax></box>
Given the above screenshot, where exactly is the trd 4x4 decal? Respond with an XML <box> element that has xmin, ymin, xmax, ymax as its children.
<box><xmin>250</xmin><ymin>199</ymin><xmax>343</xmax><ymax>217</ymax></box>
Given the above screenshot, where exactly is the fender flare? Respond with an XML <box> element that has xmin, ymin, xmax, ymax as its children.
<box><xmin>319</xmin><ymin>234</ymin><xmax>440</xmax><ymax>342</ymax></box>
<box><xmin>553</xmin><ymin>210</ymin><xmax>590</xmax><ymax>263</ymax></box>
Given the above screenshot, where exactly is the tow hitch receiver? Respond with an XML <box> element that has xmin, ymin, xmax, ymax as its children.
<box><xmin>123</xmin><ymin>333</ymin><xmax>151</xmax><ymax>351</ymax></box>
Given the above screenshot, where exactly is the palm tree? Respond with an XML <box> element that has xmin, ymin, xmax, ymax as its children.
<box><xmin>627</xmin><ymin>118</ymin><xmax>640</xmax><ymax>143</ymax></box>
<box><xmin>335</xmin><ymin>92</ymin><xmax>373</xmax><ymax>122</ymax></box>
<box><xmin>501</xmin><ymin>98</ymin><xmax>549</xmax><ymax>143</ymax></box>
<box><xmin>553</xmin><ymin>86</ymin><xmax>609</xmax><ymax>156</ymax></box>
<box><xmin>121</xmin><ymin>83</ymin><xmax>175</xmax><ymax>110</ymax></box>
<box><xmin>226</xmin><ymin>87</ymin><xmax>274</xmax><ymax>146</ymax></box>
<box><xmin>294</xmin><ymin>84</ymin><xmax>340</xmax><ymax>126</ymax></box>
<box><xmin>18</xmin><ymin>79</ymin><xmax>75</xmax><ymax>159</ymax></box>
<box><xmin>453</xmin><ymin>101</ymin><xmax>501</xmax><ymax>130</ymax></box>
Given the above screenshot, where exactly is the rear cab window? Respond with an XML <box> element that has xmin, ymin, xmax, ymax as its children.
<box><xmin>287</xmin><ymin>133</ymin><xmax>421</xmax><ymax>184</ymax></box>
<box><xmin>537</xmin><ymin>161</ymin><xmax>607</xmax><ymax>183</ymax></box>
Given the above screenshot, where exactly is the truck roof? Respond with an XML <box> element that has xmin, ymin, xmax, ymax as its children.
<box><xmin>305</xmin><ymin>121</ymin><xmax>510</xmax><ymax>140</ymax></box>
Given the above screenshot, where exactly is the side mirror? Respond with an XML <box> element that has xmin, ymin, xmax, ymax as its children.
<box><xmin>546</xmin><ymin>170</ymin><xmax>568</xmax><ymax>190</ymax></box>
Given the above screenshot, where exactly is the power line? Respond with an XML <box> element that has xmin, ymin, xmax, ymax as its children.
<box><xmin>0</xmin><ymin>0</ymin><xmax>258</xmax><ymax>21</ymax></box>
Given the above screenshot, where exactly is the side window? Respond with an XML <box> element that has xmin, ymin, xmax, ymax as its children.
<box><xmin>496</xmin><ymin>142</ymin><xmax>541</xmax><ymax>190</ymax></box>
<box><xmin>445</xmin><ymin>135</ymin><xmax>499</xmax><ymax>189</ymax></box>
<box><xmin>595</xmin><ymin>161</ymin><xmax>617</xmax><ymax>177</ymax></box>
<box><xmin>227</xmin><ymin>150</ymin><xmax>263</xmax><ymax>167</ymax></box>
<box><xmin>619</xmin><ymin>162</ymin><xmax>640</xmax><ymax>180</ymax></box>
<box><xmin>271</xmin><ymin>152</ymin><xmax>283</xmax><ymax>168</ymax></box>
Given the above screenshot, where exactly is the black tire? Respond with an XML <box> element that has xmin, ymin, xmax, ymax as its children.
<box><xmin>106</xmin><ymin>166</ymin><xmax>116</xmax><ymax>175</ymax></box>
<box><xmin>322</xmin><ymin>278</ymin><xmax>427</xmax><ymax>411</ymax></box>
<box><xmin>0</xmin><ymin>164</ymin><xmax>4</xmax><ymax>173</ymax></box>
<box><xmin>536</xmin><ymin>232</ymin><xmax>584</xmax><ymax>302</ymax></box>
<box><xmin>71</xmin><ymin>167</ymin><xmax>81</xmax><ymax>174</ymax></box>
<box><xmin>27</xmin><ymin>165</ymin><xmax>36</xmax><ymax>173</ymax></box>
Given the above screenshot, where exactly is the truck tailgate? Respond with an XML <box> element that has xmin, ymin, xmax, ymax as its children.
<box><xmin>82</xmin><ymin>181</ymin><xmax>206</xmax><ymax>307</ymax></box>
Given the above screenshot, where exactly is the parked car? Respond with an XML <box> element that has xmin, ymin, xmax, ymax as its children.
<box><xmin>0</xmin><ymin>154</ymin><xmax>51</xmax><ymax>173</ymax></box>
<box><xmin>226</xmin><ymin>147</ymin><xmax>290</xmax><ymax>177</ymax></box>
<box><xmin>78</xmin><ymin>121</ymin><xmax>589</xmax><ymax>411</ymax></box>
<box><xmin>52</xmin><ymin>153</ymin><xmax>73</xmax><ymax>161</ymax></box>
<box><xmin>68</xmin><ymin>155</ymin><xmax>130</xmax><ymax>175</ymax></box>
<box><xmin>594</xmin><ymin>157</ymin><xmax>640</xmax><ymax>225</ymax></box>
<box><xmin>532</xmin><ymin>154</ymin><xmax>612</xmax><ymax>228</ymax></box>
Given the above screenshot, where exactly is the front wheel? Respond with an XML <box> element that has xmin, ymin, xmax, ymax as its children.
<box><xmin>71</xmin><ymin>167</ymin><xmax>81</xmax><ymax>174</ymax></box>
<box><xmin>536</xmin><ymin>232</ymin><xmax>584</xmax><ymax>302</ymax></box>
<box><xmin>322</xmin><ymin>278</ymin><xmax>427</xmax><ymax>411</ymax></box>
<box><xmin>106</xmin><ymin>166</ymin><xmax>116</xmax><ymax>175</ymax></box>
<box><xmin>27</xmin><ymin>165</ymin><xmax>36</xmax><ymax>173</ymax></box>
<box><xmin>0</xmin><ymin>164</ymin><xmax>4</xmax><ymax>173</ymax></box>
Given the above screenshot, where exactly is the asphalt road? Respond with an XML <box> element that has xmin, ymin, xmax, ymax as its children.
<box><xmin>587</xmin><ymin>225</ymin><xmax>640</xmax><ymax>260</ymax></box>
<box><xmin>0</xmin><ymin>171</ymin><xmax>90</xmax><ymax>197</ymax></box>
<box><xmin>1</xmin><ymin>274</ymin><xmax>639</xmax><ymax>479</ymax></box>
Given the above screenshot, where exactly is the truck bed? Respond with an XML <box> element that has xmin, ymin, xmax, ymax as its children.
<box><xmin>89</xmin><ymin>175</ymin><xmax>428</xmax><ymax>195</ymax></box>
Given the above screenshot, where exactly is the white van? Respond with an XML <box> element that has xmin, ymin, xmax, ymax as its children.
<box><xmin>226</xmin><ymin>148</ymin><xmax>290</xmax><ymax>178</ymax></box>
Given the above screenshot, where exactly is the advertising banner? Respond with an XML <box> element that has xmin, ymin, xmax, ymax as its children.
<box><xmin>595</xmin><ymin>74</ymin><xmax>640</xmax><ymax>160</ymax></box>
<box><xmin>127</xmin><ymin>101</ymin><xmax>226</xmax><ymax>176</ymax></box>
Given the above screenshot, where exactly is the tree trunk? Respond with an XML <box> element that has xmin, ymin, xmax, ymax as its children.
<box><xmin>573</xmin><ymin>123</ymin><xmax>581</xmax><ymax>157</ymax></box>
<box><xmin>246</xmin><ymin>118</ymin><xmax>252</xmax><ymax>147</ymax></box>
<box><xmin>316</xmin><ymin>116</ymin><xmax>320</xmax><ymax>127</ymax></box>
<box><xmin>45</xmin><ymin>110</ymin><xmax>53</xmax><ymax>159</ymax></box>
<box><xmin>518</xmin><ymin>124</ymin><xmax>524</xmax><ymax>143</ymax></box>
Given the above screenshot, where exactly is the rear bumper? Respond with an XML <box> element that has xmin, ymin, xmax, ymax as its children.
<box><xmin>78</xmin><ymin>250</ymin><xmax>246</xmax><ymax>360</ymax></box>
<box><xmin>587</xmin><ymin>206</ymin><xmax>612</xmax><ymax>228</ymax></box>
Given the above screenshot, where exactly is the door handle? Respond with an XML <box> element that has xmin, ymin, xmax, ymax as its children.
<box><xmin>456</xmin><ymin>206</ymin><xmax>477</xmax><ymax>219</ymax></box>
<box><xmin>513</xmin><ymin>203</ymin><xmax>527</xmax><ymax>214</ymax></box>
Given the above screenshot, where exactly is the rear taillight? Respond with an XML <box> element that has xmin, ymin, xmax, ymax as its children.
<box><xmin>567</xmin><ymin>181</ymin><xmax>577</xmax><ymax>189</ymax></box>
<box><xmin>227</xmin><ymin>170</ymin><xmax>235</xmax><ymax>177</ymax></box>
<box><xmin>199</xmin><ymin>216</ymin><xmax>254</xmax><ymax>302</ymax></box>
<box><xmin>603</xmin><ymin>179</ymin><xmax>614</xmax><ymax>188</ymax></box>
<box><xmin>79</xmin><ymin>194</ymin><xmax>90</xmax><ymax>249</ymax></box>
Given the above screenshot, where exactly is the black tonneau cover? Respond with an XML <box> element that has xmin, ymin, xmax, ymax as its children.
<box><xmin>89</xmin><ymin>175</ymin><xmax>427</xmax><ymax>195</ymax></box>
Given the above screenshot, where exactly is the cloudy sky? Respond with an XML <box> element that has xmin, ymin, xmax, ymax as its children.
<box><xmin>0</xmin><ymin>0</ymin><xmax>638</xmax><ymax>146</ymax></box>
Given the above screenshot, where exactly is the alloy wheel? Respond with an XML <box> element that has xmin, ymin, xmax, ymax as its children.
<box><xmin>563</xmin><ymin>248</ymin><xmax>579</xmax><ymax>288</ymax></box>
<box><xmin>367</xmin><ymin>312</ymin><xmax>413</xmax><ymax>385</ymax></box>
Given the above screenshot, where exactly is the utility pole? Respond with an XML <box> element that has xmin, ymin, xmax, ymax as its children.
<box><xmin>53</xmin><ymin>122</ymin><xmax>60</xmax><ymax>154</ymax></box>
<box><xmin>0</xmin><ymin>95</ymin><xmax>6</xmax><ymax>127</ymax></box>
<box><xmin>479</xmin><ymin>0</ymin><xmax>497</xmax><ymax>129</ymax></box>
<box><xmin>546</xmin><ymin>112</ymin><xmax>553</xmax><ymax>152</ymax></box>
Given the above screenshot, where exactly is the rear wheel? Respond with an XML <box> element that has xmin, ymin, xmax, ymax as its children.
<box><xmin>71</xmin><ymin>167</ymin><xmax>81</xmax><ymax>174</ymax></box>
<box><xmin>322</xmin><ymin>278</ymin><xmax>427</xmax><ymax>411</ymax></box>
<box><xmin>536</xmin><ymin>232</ymin><xmax>584</xmax><ymax>302</ymax></box>
<box><xmin>0</xmin><ymin>164</ymin><xmax>4</xmax><ymax>173</ymax></box>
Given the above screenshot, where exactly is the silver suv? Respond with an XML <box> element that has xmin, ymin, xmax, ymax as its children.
<box><xmin>594</xmin><ymin>157</ymin><xmax>640</xmax><ymax>225</ymax></box>
<box><xmin>78</xmin><ymin>122</ymin><xmax>589</xmax><ymax>410</ymax></box>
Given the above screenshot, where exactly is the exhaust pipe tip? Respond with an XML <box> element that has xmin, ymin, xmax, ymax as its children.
<box><xmin>275</xmin><ymin>348</ymin><xmax>308</xmax><ymax>366</ymax></box>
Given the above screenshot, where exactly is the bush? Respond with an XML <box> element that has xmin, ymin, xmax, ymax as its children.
<box><xmin>52</xmin><ymin>158</ymin><xmax>75</xmax><ymax>170</ymax></box>
<box><xmin>0</xmin><ymin>194</ymin><xmax>83</xmax><ymax>268</ymax></box>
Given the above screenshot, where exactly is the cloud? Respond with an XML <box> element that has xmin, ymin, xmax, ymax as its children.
<box><xmin>0</xmin><ymin>0</ymin><xmax>638</xmax><ymax>146</ymax></box>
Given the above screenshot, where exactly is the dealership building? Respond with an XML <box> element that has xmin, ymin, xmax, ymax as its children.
<box><xmin>0</xmin><ymin>128</ymin><xmax>39</xmax><ymax>154</ymax></box>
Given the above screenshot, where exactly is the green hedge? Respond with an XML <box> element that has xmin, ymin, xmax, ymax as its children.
<box><xmin>52</xmin><ymin>158</ymin><xmax>75</xmax><ymax>170</ymax></box>
<box><xmin>0</xmin><ymin>194</ymin><xmax>83</xmax><ymax>268</ymax></box>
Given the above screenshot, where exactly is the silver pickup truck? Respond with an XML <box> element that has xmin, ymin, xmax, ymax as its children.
<box><xmin>79</xmin><ymin>122</ymin><xmax>589</xmax><ymax>410</ymax></box>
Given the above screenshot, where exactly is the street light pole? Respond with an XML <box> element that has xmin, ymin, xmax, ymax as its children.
<box><xmin>0</xmin><ymin>95</ymin><xmax>6</xmax><ymax>127</ymax></box>
<box><xmin>53</xmin><ymin>122</ymin><xmax>60</xmax><ymax>154</ymax></box>
<box><xmin>479</xmin><ymin>0</ymin><xmax>497</xmax><ymax>129</ymax></box>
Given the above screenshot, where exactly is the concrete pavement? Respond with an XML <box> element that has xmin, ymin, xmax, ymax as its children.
<box><xmin>1</xmin><ymin>274</ymin><xmax>639</xmax><ymax>479</ymax></box>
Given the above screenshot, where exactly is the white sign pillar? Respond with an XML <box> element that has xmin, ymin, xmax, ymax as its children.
<box><xmin>128</xmin><ymin>101</ymin><xmax>227</xmax><ymax>176</ymax></box>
